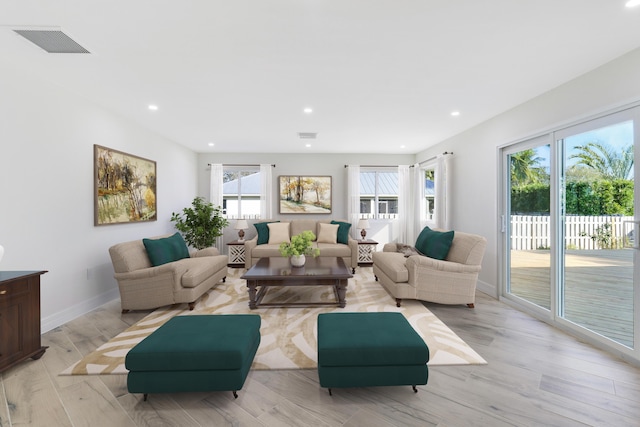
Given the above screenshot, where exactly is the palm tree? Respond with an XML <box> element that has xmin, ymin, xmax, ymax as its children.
<box><xmin>510</xmin><ymin>149</ymin><xmax>546</xmax><ymax>187</ymax></box>
<box><xmin>569</xmin><ymin>141</ymin><xmax>633</xmax><ymax>180</ymax></box>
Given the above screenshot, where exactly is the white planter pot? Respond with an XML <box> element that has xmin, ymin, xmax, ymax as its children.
<box><xmin>290</xmin><ymin>254</ymin><xmax>306</xmax><ymax>267</ymax></box>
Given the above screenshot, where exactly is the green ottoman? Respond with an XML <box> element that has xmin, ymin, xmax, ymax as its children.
<box><xmin>125</xmin><ymin>314</ymin><xmax>261</xmax><ymax>400</ymax></box>
<box><xmin>317</xmin><ymin>312</ymin><xmax>429</xmax><ymax>395</ymax></box>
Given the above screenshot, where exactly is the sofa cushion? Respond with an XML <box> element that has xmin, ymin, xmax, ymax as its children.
<box><xmin>254</xmin><ymin>221</ymin><xmax>279</xmax><ymax>245</ymax></box>
<box><xmin>290</xmin><ymin>219</ymin><xmax>318</xmax><ymax>237</ymax></box>
<box><xmin>268</xmin><ymin>222</ymin><xmax>290</xmax><ymax>244</ymax></box>
<box><xmin>331</xmin><ymin>220</ymin><xmax>352</xmax><ymax>244</ymax></box>
<box><xmin>143</xmin><ymin>233</ymin><xmax>190</xmax><ymax>267</ymax></box>
<box><xmin>252</xmin><ymin>244</ymin><xmax>283</xmax><ymax>258</ymax></box>
<box><xmin>180</xmin><ymin>257</ymin><xmax>226</xmax><ymax>288</ymax></box>
<box><xmin>372</xmin><ymin>252</ymin><xmax>409</xmax><ymax>282</ymax></box>
<box><xmin>316</xmin><ymin>243</ymin><xmax>351</xmax><ymax>257</ymax></box>
<box><xmin>317</xmin><ymin>223</ymin><xmax>339</xmax><ymax>244</ymax></box>
<box><xmin>415</xmin><ymin>227</ymin><xmax>454</xmax><ymax>260</ymax></box>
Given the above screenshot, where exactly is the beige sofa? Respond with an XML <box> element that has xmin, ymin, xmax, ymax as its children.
<box><xmin>109</xmin><ymin>234</ymin><xmax>228</xmax><ymax>312</ymax></box>
<box><xmin>372</xmin><ymin>230</ymin><xmax>487</xmax><ymax>308</ymax></box>
<box><xmin>244</xmin><ymin>219</ymin><xmax>359</xmax><ymax>272</ymax></box>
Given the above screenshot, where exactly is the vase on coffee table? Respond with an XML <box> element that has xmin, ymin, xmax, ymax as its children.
<box><xmin>290</xmin><ymin>254</ymin><xmax>305</xmax><ymax>267</ymax></box>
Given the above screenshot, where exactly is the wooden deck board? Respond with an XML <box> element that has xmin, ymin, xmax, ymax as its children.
<box><xmin>510</xmin><ymin>249</ymin><xmax>634</xmax><ymax>347</ymax></box>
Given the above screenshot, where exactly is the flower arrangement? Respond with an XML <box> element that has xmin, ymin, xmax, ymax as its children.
<box><xmin>279</xmin><ymin>230</ymin><xmax>320</xmax><ymax>257</ymax></box>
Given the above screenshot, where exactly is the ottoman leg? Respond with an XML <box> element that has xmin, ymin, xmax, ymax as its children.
<box><xmin>143</xmin><ymin>393</ymin><xmax>148</xmax><ymax>401</ymax></box>
<box><xmin>412</xmin><ymin>385</ymin><xmax>418</xmax><ymax>393</ymax></box>
<box><xmin>328</xmin><ymin>388</ymin><xmax>332</xmax><ymax>396</ymax></box>
<box><xmin>232</xmin><ymin>391</ymin><xmax>238</xmax><ymax>399</ymax></box>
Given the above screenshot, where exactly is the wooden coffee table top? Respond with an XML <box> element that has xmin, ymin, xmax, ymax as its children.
<box><xmin>242</xmin><ymin>257</ymin><xmax>352</xmax><ymax>280</ymax></box>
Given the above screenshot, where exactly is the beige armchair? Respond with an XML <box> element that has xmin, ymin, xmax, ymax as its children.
<box><xmin>372</xmin><ymin>231</ymin><xmax>487</xmax><ymax>308</ymax></box>
<box><xmin>109</xmin><ymin>235</ymin><xmax>228</xmax><ymax>313</ymax></box>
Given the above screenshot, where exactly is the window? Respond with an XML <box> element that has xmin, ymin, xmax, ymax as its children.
<box><xmin>359</xmin><ymin>169</ymin><xmax>398</xmax><ymax>219</ymax></box>
<box><xmin>222</xmin><ymin>167</ymin><xmax>261</xmax><ymax>219</ymax></box>
<box><xmin>423</xmin><ymin>168</ymin><xmax>435</xmax><ymax>221</ymax></box>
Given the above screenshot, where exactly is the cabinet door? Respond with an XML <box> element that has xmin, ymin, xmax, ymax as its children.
<box><xmin>0</xmin><ymin>291</ymin><xmax>28</xmax><ymax>368</ymax></box>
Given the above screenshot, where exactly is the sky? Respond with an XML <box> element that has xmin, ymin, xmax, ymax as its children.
<box><xmin>530</xmin><ymin>120</ymin><xmax>634</xmax><ymax>174</ymax></box>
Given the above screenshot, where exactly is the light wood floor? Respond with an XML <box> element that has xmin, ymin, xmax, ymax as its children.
<box><xmin>2</xmin><ymin>270</ymin><xmax>640</xmax><ymax>426</ymax></box>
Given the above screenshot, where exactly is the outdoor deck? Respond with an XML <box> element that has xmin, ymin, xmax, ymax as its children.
<box><xmin>510</xmin><ymin>249</ymin><xmax>634</xmax><ymax>348</ymax></box>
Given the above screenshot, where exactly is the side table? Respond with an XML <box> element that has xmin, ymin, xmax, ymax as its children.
<box><xmin>357</xmin><ymin>239</ymin><xmax>378</xmax><ymax>266</ymax></box>
<box><xmin>227</xmin><ymin>241</ymin><xmax>246</xmax><ymax>268</ymax></box>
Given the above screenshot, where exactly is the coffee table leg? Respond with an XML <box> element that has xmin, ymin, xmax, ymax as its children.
<box><xmin>247</xmin><ymin>280</ymin><xmax>258</xmax><ymax>309</ymax></box>
<box><xmin>336</xmin><ymin>279</ymin><xmax>347</xmax><ymax>308</ymax></box>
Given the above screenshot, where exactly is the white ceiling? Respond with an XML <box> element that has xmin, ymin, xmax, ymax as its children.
<box><xmin>2</xmin><ymin>1</ymin><xmax>640</xmax><ymax>154</ymax></box>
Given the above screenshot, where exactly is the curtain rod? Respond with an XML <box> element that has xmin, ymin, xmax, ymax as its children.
<box><xmin>344</xmin><ymin>164</ymin><xmax>400</xmax><ymax>168</ymax></box>
<box><xmin>207</xmin><ymin>163</ymin><xmax>275</xmax><ymax>167</ymax></box>
<box><xmin>419</xmin><ymin>151</ymin><xmax>453</xmax><ymax>165</ymax></box>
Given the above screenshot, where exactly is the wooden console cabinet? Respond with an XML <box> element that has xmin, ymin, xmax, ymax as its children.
<box><xmin>0</xmin><ymin>270</ymin><xmax>48</xmax><ymax>373</ymax></box>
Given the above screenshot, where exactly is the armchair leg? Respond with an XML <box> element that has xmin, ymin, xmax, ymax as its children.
<box><xmin>374</xmin><ymin>275</ymin><xmax>378</xmax><ymax>281</ymax></box>
<box><xmin>223</xmin><ymin>276</ymin><xmax>226</xmax><ymax>283</ymax></box>
<box><xmin>121</xmin><ymin>309</ymin><xmax>130</xmax><ymax>314</ymax></box>
<box><xmin>188</xmin><ymin>302</ymin><xmax>196</xmax><ymax>311</ymax></box>
<box><xmin>396</xmin><ymin>298</ymin><xmax>402</xmax><ymax>307</ymax></box>
<box><xmin>352</xmin><ymin>268</ymin><xmax>355</xmax><ymax>274</ymax></box>
<box><xmin>467</xmin><ymin>303</ymin><xmax>475</xmax><ymax>308</ymax></box>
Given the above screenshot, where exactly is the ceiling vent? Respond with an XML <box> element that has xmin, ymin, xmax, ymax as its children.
<box><xmin>298</xmin><ymin>132</ymin><xmax>318</xmax><ymax>139</ymax></box>
<box><xmin>13</xmin><ymin>29</ymin><xmax>90</xmax><ymax>53</ymax></box>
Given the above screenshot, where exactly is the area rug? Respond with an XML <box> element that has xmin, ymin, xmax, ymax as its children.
<box><xmin>61</xmin><ymin>268</ymin><xmax>486</xmax><ymax>375</ymax></box>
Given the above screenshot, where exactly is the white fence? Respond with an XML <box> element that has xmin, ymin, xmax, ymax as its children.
<box><xmin>511</xmin><ymin>215</ymin><xmax>634</xmax><ymax>250</ymax></box>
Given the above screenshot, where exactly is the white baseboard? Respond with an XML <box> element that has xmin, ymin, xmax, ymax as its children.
<box><xmin>476</xmin><ymin>279</ymin><xmax>498</xmax><ymax>299</ymax></box>
<box><xmin>41</xmin><ymin>289</ymin><xmax>120</xmax><ymax>334</ymax></box>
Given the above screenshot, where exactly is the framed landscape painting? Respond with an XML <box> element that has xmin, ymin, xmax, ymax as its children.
<box><xmin>94</xmin><ymin>145</ymin><xmax>157</xmax><ymax>225</ymax></box>
<box><xmin>279</xmin><ymin>175</ymin><xmax>332</xmax><ymax>214</ymax></box>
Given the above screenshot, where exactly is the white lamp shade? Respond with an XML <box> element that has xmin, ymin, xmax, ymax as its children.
<box><xmin>0</xmin><ymin>244</ymin><xmax>4</xmax><ymax>263</ymax></box>
<box><xmin>357</xmin><ymin>219</ymin><xmax>370</xmax><ymax>229</ymax></box>
<box><xmin>235</xmin><ymin>219</ymin><xmax>249</xmax><ymax>230</ymax></box>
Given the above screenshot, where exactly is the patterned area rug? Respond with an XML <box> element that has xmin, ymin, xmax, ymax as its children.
<box><xmin>61</xmin><ymin>267</ymin><xmax>486</xmax><ymax>375</ymax></box>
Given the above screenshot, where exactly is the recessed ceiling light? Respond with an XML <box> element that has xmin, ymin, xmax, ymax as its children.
<box><xmin>625</xmin><ymin>0</ymin><xmax>640</xmax><ymax>7</ymax></box>
<box><xmin>305</xmin><ymin>144</ymin><xmax>312</xmax><ymax>148</ymax></box>
<box><xmin>451</xmin><ymin>111</ymin><xmax>460</xmax><ymax>116</ymax></box>
<box><xmin>303</xmin><ymin>108</ymin><xmax>313</xmax><ymax>114</ymax></box>
<box><xmin>400</xmin><ymin>145</ymin><xmax>406</xmax><ymax>149</ymax></box>
<box><xmin>208</xmin><ymin>142</ymin><xmax>215</xmax><ymax>147</ymax></box>
<box><xmin>148</xmin><ymin>104</ymin><xmax>158</xmax><ymax>111</ymax></box>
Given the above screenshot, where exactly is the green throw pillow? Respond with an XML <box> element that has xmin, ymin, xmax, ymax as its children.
<box><xmin>254</xmin><ymin>221</ymin><xmax>279</xmax><ymax>245</ymax></box>
<box><xmin>143</xmin><ymin>232</ymin><xmax>190</xmax><ymax>266</ymax></box>
<box><xmin>331</xmin><ymin>220</ymin><xmax>352</xmax><ymax>244</ymax></box>
<box><xmin>414</xmin><ymin>226</ymin><xmax>454</xmax><ymax>260</ymax></box>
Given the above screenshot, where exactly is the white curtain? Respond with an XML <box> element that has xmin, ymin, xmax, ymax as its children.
<box><xmin>434</xmin><ymin>153</ymin><xmax>453</xmax><ymax>229</ymax></box>
<box><xmin>397</xmin><ymin>165</ymin><xmax>411</xmax><ymax>243</ymax></box>
<box><xmin>260</xmin><ymin>164</ymin><xmax>273</xmax><ymax>219</ymax></box>
<box><xmin>209</xmin><ymin>164</ymin><xmax>224</xmax><ymax>253</ymax></box>
<box><xmin>346</xmin><ymin>165</ymin><xmax>360</xmax><ymax>238</ymax></box>
<box><xmin>411</xmin><ymin>163</ymin><xmax>423</xmax><ymax>242</ymax></box>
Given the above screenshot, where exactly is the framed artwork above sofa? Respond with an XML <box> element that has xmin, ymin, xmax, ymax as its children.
<box><xmin>94</xmin><ymin>145</ymin><xmax>157</xmax><ymax>225</ymax></box>
<box><xmin>278</xmin><ymin>175</ymin><xmax>332</xmax><ymax>214</ymax></box>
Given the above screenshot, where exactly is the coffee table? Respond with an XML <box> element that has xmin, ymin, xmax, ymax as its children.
<box><xmin>241</xmin><ymin>257</ymin><xmax>353</xmax><ymax>309</ymax></box>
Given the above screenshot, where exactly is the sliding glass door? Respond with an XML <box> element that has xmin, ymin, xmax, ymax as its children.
<box><xmin>557</xmin><ymin>113</ymin><xmax>636</xmax><ymax>348</ymax></box>
<box><xmin>505</xmin><ymin>137</ymin><xmax>552</xmax><ymax>311</ymax></box>
<box><xmin>502</xmin><ymin>106</ymin><xmax>639</xmax><ymax>355</ymax></box>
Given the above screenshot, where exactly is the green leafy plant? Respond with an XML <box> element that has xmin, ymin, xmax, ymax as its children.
<box><xmin>170</xmin><ymin>197</ymin><xmax>228</xmax><ymax>250</ymax></box>
<box><xmin>279</xmin><ymin>230</ymin><xmax>320</xmax><ymax>257</ymax></box>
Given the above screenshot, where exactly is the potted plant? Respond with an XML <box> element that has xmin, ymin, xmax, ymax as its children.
<box><xmin>279</xmin><ymin>230</ymin><xmax>320</xmax><ymax>267</ymax></box>
<box><xmin>170</xmin><ymin>197</ymin><xmax>229</xmax><ymax>250</ymax></box>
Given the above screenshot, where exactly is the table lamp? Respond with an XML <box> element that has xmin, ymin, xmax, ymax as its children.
<box><xmin>235</xmin><ymin>219</ymin><xmax>249</xmax><ymax>241</ymax></box>
<box><xmin>357</xmin><ymin>219</ymin><xmax>370</xmax><ymax>240</ymax></box>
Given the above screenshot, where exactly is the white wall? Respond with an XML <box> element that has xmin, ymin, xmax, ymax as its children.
<box><xmin>416</xmin><ymin>46</ymin><xmax>640</xmax><ymax>297</ymax></box>
<box><xmin>0</xmin><ymin>61</ymin><xmax>198</xmax><ymax>332</ymax></box>
<box><xmin>197</xmin><ymin>153</ymin><xmax>416</xmax><ymax>248</ymax></box>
